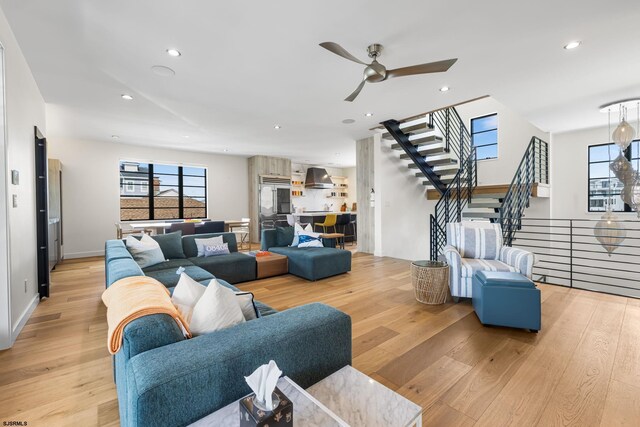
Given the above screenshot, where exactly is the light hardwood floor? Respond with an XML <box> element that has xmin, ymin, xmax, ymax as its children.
<box><xmin>1</xmin><ymin>253</ymin><xmax>639</xmax><ymax>426</ymax></box>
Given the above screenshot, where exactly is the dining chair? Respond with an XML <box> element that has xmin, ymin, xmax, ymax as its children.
<box><xmin>196</xmin><ymin>221</ymin><xmax>225</xmax><ymax>234</ymax></box>
<box><xmin>314</xmin><ymin>214</ymin><xmax>337</xmax><ymax>234</ymax></box>
<box><xmin>169</xmin><ymin>222</ymin><xmax>196</xmax><ymax>236</ymax></box>
<box><xmin>116</xmin><ymin>223</ymin><xmax>152</xmax><ymax>239</ymax></box>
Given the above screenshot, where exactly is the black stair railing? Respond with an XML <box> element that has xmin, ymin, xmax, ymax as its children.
<box><xmin>383</xmin><ymin>119</ymin><xmax>447</xmax><ymax>194</ymax></box>
<box><xmin>500</xmin><ymin>136</ymin><xmax>549</xmax><ymax>246</ymax></box>
<box><xmin>430</xmin><ymin>147</ymin><xmax>477</xmax><ymax>260</ymax></box>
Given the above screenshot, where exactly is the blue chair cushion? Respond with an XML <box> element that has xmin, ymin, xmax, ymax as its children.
<box><xmin>475</xmin><ymin>271</ymin><xmax>535</xmax><ymax>288</ymax></box>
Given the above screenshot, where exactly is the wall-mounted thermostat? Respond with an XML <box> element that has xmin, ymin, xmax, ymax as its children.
<box><xmin>11</xmin><ymin>170</ymin><xmax>19</xmax><ymax>185</ymax></box>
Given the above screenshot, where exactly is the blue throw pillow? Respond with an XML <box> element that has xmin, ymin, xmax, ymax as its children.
<box><xmin>298</xmin><ymin>233</ymin><xmax>323</xmax><ymax>248</ymax></box>
<box><xmin>276</xmin><ymin>227</ymin><xmax>295</xmax><ymax>247</ymax></box>
<box><xmin>203</xmin><ymin>242</ymin><xmax>231</xmax><ymax>257</ymax></box>
<box><xmin>151</xmin><ymin>231</ymin><xmax>186</xmax><ymax>259</ymax></box>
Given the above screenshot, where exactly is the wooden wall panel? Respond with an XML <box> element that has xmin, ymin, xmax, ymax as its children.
<box><xmin>356</xmin><ymin>137</ymin><xmax>375</xmax><ymax>254</ymax></box>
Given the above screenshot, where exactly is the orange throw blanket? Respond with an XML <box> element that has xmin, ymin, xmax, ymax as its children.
<box><xmin>102</xmin><ymin>276</ymin><xmax>191</xmax><ymax>354</ymax></box>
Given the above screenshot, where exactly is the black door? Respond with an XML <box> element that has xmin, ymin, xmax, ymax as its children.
<box><xmin>35</xmin><ymin>127</ymin><xmax>49</xmax><ymax>299</ymax></box>
<box><xmin>276</xmin><ymin>187</ymin><xmax>291</xmax><ymax>214</ymax></box>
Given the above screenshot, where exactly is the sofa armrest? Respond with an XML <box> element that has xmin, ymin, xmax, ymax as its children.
<box><xmin>442</xmin><ymin>245</ymin><xmax>462</xmax><ymax>278</ymax></box>
<box><xmin>261</xmin><ymin>229</ymin><xmax>278</xmax><ymax>250</ymax></box>
<box><xmin>500</xmin><ymin>246</ymin><xmax>535</xmax><ymax>278</ymax></box>
<box><xmin>121</xmin><ymin>314</ymin><xmax>186</xmax><ymax>360</ymax></box>
<box><xmin>125</xmin><ymin>303</ymin><xmax>351</xmax><ymax>427</ymax></box>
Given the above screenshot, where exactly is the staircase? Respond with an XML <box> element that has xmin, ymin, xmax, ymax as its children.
<box><xmin>381</xmin><ymin>106</ymin><xmax>549</xmax><ymax>260</ymax></box>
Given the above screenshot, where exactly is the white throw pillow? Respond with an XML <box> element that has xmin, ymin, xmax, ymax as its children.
<box><xmin>171</xmin><ymin>273</ymin><xmax>207</xmax><ymax>322</ymax></box>
<box><xmin>297</xmin><ymin>230</ymin><xmax>324</xmax><ymax>248</ymax></box>
<box><xmin>189</xmin><ymin>279</ymin><xmax>246</xmax><ymax>336</ymax></box>
<box><xmin>291</xmin><ymin>223</ymin><xmax>314</xmax><ymax>247</ymax></box>
<box><xmin>125</xmin><ymin>234</ymin><xmax>166</xmax><ymax>268</ymax></box>
<box><xmin>195</xmin><ymin>235</ymin><xmax>224</xmax><ymax>257</ymax></box>
<box><xmin>235</xmin><ymin>292</ymin><xmax>259</xmax><ymax>320</ymax></box>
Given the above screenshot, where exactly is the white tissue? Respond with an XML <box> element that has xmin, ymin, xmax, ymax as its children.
<box><xmin>244</xmin><ymin>360</ymin><xmax>282</xmax><ymax>409</ymax></box>
<box><xmin>176</xmin><ymin>266</ymin><xmax>186</xmax><ymax>275</ymax></box>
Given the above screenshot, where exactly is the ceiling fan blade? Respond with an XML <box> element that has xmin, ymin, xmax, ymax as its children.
<box><xmin>320</xmin><ymin>42</ymin><xmax>367</xmax><ymax>65</ymax></box>
<box><xmin>386</xmin><ymin>58</ymin><xmax>458</xmax><ymax>79</ymax></box>
<box><xmin>344</xmin><ymin>80</ymin><xmax>366</xmax><ymax>102</ymax></box>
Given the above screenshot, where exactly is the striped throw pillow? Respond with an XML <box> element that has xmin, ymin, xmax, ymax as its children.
<box><xmin>458</xmin><ymin>225</ymin><xmax>503</xmax><ymax>260</ymax></box>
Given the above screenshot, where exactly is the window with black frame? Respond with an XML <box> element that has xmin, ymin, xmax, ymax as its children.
<box><xmin>588</xmin><ymin>141</ymin><xmax>639</xmax><ymax>212</ymax></box>
<box><xmin>471</xmin><ymin>113</ymin><xmax>498</xmax><ymax>160</ymax></box>
<box><xmin>119</xmin><ymin>161</ymin><xmax>207</xmax><ymax>221</ymax></box>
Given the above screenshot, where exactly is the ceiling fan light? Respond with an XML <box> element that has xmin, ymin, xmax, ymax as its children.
<box><xmin>440</xmin><ymin>86</ymin><xmax>450</xmax><ymax>92</ymax></box>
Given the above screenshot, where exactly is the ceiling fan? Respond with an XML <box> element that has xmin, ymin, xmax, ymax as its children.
<box><xmin>320</xmin><ymin>42</ymin><xmax>457</xmax><ymax>102</ymax></box>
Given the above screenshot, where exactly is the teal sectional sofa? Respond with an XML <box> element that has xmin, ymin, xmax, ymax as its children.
<box><xmin>261</xmin><ymin>227</ymin><xmax>352</xmax><ymax>281</ymax></box>
<box><xmin>106</xmin><ymin>232</ymin><xmax>255</xmax><ymax>286</ymax></box>
<box><xmin>104</xmin><ymin>236</ymin><xmax>352</xmax><ymax>427</ymax></box>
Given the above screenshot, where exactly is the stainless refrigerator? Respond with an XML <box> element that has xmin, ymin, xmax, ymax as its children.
<box><xmin>259</xmin><ymin>176</ymin><xmax>291</xmax><ymax>234</ymax></box>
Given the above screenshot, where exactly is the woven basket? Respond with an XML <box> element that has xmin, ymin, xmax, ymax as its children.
<box><xmin>411</xmin><ymin>261</ymin><xmax>449</xmax><ymax>305</ymax></box>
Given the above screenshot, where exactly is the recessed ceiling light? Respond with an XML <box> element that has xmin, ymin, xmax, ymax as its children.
<box><xmin>151</xmin><ymin>65</ymin><xmax>175</xmax><ymax>77</ymax></box>
<box><xmin>121</xmin><ymin>94</ymin><xmax>133</xmax><ymax>100</ymax></box>
<box><xmin>440</xmin><ymin>86</ymin><xmax>450</xmax><ymax>92</ymax></box>
<box><xmin>335</xmin><ymin>152</ymin><xmax>341</xmax><ymax>156</ymax></box>
<box><xmin>111</xmin><ymin>135</ymin><xmax>120</xmax><ymax>139</ymax></box>
<box><xmin>166</xmin><ymin>49</ymin><xmax>181</xmax><ymax>57</ymax></box>
<box><xmin>365</xmin><ymin>112</ymin><xmax>373</xmax><ymax>117</ymax></box>
<box><xmin>564</xmin><ymin>41</ymin><xmax>581</xmax><ymax>50</ymax></box>
<box><xmin>183</xmin><ymin>135</ymin><xmax>189</xmax><ymax>138</ymax></box>
<box><xmin>274</xmin><ymin>125</ymin><xmax>281</xmax><ymax>129</ymax></box>
<box><xmin>342</xmin><ymin>119</ymin><xmax>356</xmax><ymax>124</ymax></box>
<box><xmin>223</xmin><ymin>149</ymin><xmax>229</xmax><ymax>152</ymax></box>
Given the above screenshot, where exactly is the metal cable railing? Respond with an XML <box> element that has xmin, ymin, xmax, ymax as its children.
<box><xmin>501</xmin><ymin>137</ymin><xmax>549</xmax><ymax>246</ymax></box>
<box><xmin>430</xmin><ymin>147</ymin><xmax>477</xmax><ymax>259</ymax></box>
<box><xmin>510</xmin><ymin>217</ymin><xmax>640</xmax><ymax>299</ymax></box>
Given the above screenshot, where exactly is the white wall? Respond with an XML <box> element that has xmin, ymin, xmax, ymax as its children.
<box><xmin>47</xmin><ymin>137</ymin><xmax>249</xmax><ymax>258</ymax></box>
<box><xmin>0</xmin><ymin>6</ymin><xmax>47</xmax><ymax>349</ymax></box>
<box><xmin>290</xmin><ymin>163</ymin><xmax>353</xmax><ymax>212</ymax></box>
<box><xmin>375</xmin><ymin>97</ymin><xmax>550</xmax><ymax>261</ymax></box>
<box><xmin>550</xmin><ymin>125</ymin><xmax>633</xmax><ymax>220</ymax></box>
<box><xmin>456</xmin><ymin>97</ymin><xmax>550</xmax><ymax>186</ymax></box>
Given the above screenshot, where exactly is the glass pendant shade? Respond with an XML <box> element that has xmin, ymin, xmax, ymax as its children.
<box><xmin>594</xmin><ymin>210</ymin><xmax>626</xmax><ymax>257</ymax></box>
<box><xmin>610</xmin><ymin>153</ymin><xmax>634</xmax><ymax>181</ymax></box>
<box><xmin>621</xmin><ymin>175</ymin><xmax>640</xmax><ymax>209</ymax></box>
<box><xmin>612</xmin><ymin>119</ymin><xmax>636</xmax><ymax>150</ymax></box>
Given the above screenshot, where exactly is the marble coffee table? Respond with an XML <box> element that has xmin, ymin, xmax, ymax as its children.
<box><xmin>307</xmin><ymin>366</ymin><xmax>422</xmax><ymax>427</ymax></box>
<box><xmin>190</xmin><ymin>366</ymin><xmax>422</xmax><ymax>426</ymax></box>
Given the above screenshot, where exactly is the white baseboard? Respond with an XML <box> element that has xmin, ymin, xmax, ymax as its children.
<box><xmin>11</xmin><ymin>294</ymin><xmax>39</xmax><ymax>345</ymax></box>
<box><xmin>64</xmin><ymin>250</ymin><xmax>105</xmax><ymax>259</ymax></box>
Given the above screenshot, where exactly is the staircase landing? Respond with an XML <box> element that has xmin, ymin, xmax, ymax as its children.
<box><xmin>426</xmin><ymin>183</ymin><xmax>549</xmax><ymax>200</ymax></box>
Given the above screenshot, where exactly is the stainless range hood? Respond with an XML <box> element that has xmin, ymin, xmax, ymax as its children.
<box><xmin>304</xmin><ymin>167</ymin><xmax>334</xmax><ymax>189</ymax></box>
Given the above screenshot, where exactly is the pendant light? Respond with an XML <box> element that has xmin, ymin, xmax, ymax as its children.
<box><xmin>595</xmin><ymin>109</ymin><xmax>626</xmax><ymax>257</ymax></box>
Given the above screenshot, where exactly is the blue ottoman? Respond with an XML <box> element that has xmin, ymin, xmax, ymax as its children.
<box><xmin>472</xmin><ymin>271</ymin><xmax>541</xmax><ymax>332</ymax></box>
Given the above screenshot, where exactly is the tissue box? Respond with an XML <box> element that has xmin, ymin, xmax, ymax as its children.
<box><xmin>239</xmin><ymin>387</ymin><xmax>293</xmax><ymax>427</ymax></box>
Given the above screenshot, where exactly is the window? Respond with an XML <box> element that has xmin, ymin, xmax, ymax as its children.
<box><xmin>119</xmin><ymin>161</ymin><xmax>207</xmax><ymax>221</ymax></box>
<box><xmin>588</xmin><ymin>141</ymin><xmax>639</xmax><ymax>212</ymax></box>
<box><xmin>471</xmin><ymin>113</ymin><xmax>498</xmax><ymax>160</ymax></box>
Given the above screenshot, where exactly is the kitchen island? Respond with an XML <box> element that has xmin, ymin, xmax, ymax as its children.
<box><xmin>291</xmin><ymin>212</ymin><xmax>356</xmax><ymax>243</ymax></box>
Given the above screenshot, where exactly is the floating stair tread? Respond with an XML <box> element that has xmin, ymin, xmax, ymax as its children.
<box><xmin>422</xmin><ymin>177</ymin><xmax>454</xmax><ymax>185</ymax></box>
<box><xmin>407</xmin><ymin>159</ymin><xmax>458</xmax><ymax>168</ymax></box>
<box><xmin>471</xmin><ymin>193</ymin><xmax>506</xmax><ymax>199</ymax></box>
<box><xmin>462</xmin><ymin>212</ymin><xmax>501</xmax><ymax>219</ymax></box>
<box><xmin>468</xmin><ymin>202</ymin><xmax>502</xmax><ymax>209</ymax></box>
<box><xmin>390</xmin><ymin>135</ymin><xmax>442</xmax><ymax>150</ymax></box>
<box><xmin>398</xmin><ymin>146</ymin><xmax>446</xmax><ymax>158</ymax></box>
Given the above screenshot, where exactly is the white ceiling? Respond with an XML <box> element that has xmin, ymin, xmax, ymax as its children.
<box><xmin>2</xmin><ymin>0</ymin><xmax>640</xmax><ymax>167</ymax></box>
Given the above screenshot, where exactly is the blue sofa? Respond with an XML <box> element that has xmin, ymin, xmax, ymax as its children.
<box><xmin>261</xmin><ymin>228</ymin><xmax>352</xmax><ymax>281</ymax></box>
<box><xmin>105</xmin><ymin>239</ymin><xmax>352</xmax><ymax>427</ymax></box>
<box><xmin>107</xmin><ymin>232</ymin><xmax>255</xmax><ymax>285</ymax></box>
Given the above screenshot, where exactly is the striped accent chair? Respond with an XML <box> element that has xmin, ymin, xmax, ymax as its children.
<box><xmin>442</xmin><ymin>222</ymin><xmax>535</xmax><ymax>300</ymax></box>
